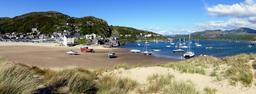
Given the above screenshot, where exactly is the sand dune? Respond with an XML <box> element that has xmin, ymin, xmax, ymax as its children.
<box><xmin>106</xmin><ymin>66</ymin><xmax>256</xmax><ymax>94</ymax></box>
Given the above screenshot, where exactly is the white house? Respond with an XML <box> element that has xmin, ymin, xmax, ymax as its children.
<box><xmin>85</xmin><ymin>33</ymin><xmax>97</xmax><ymax>40</ymax></box>
<box><xmin>63</xmin><ymin>35</ymin><xmax>75</xmax><ymax>46</ymax></box>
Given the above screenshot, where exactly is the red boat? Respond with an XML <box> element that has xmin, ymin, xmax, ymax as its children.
<box><xmin>80</xmin><ymin>46</ymin><xmax>94</xmax><ymax>52</ymax></box>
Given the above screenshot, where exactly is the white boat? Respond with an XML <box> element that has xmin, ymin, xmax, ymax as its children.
<box><xmin>130</xmin><ymin>49</ymin><xmax>141</xmax><ymax>53</ymax></box>
<box><xmin>170</xmin><ymin>42</ymin><xmax>175</xmax><ymax>45</ymax></box>
<box><xmin>248</xmin><ymin>45</ymin><xmax>253</xmax><ymax>48</ymax></box>
<box><xmin>153</xmin><ymin>49</ymin><xmax>161</xmax><ymax>52</ymax></box>
<box><xmin>137</xmin><ymin>43</ymin><xmax>141</xmax><ymax>46</ymax></box>
<box><xmin>166</xmin><ymin>45</ymin><xmax>171</xmax><ymax>48</ymax></box>
<box><xmin>143</xmin><ymin>51</ymin><xmax>152</xmax><ymax>55</ymax></box>
<box><xmin>173</xmin><ymin>49</ymin><xmax>185</xmax><ymax>52</ymax></box>
<box><xmin>183</xmin><ymin>34</ymin><xmax>195</xmax><ymax>59</ymax></box>
<box><xmin>143</xmin><ymin>40</ymin><xmax>153</xmax><ymax>55</ymax></box>
<box><xmin>183</xmin><ymin>51</ymin><xmax>195</xmax><ymax>59</ymax></box>
<box><xmin>206</xmin><ymin>46</ymin><xmax>213</xmax><ymax>49</ymax></box>
<box><xmin>173</xmin><ymin>38</ymin><xmax>185</xmax><ymax>53</ymax></box>
<box><xmin>195</xmin><ymin>39</ymin><xmax>202</xmax><ymax>47</ymax></box>
<box><xmin>195</xmin><ymin>43</ymin><xmax>202</xmax><ymax>47</ymax></box>
<box><xmin>180</xmin><ymin>45</ymin><xmax>188</xmax><ymax>49</ymax></box>
<box><xmin>66</xmin><ymin>50</ymin><xmax>79</xmax><ymax>55</ymax></box>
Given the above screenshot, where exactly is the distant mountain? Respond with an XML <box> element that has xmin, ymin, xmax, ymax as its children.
<box><xmin>192</xmin><ymin>28</ymin><xmax>256</xmax><ymax>40</ymax></box>
<box><xmin>227</xmin><ymin>27</ymin><xmax>256</xmax><ymax>34</ymax></box>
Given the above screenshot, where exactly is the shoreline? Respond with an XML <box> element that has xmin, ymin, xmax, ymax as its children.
<box><xmin>0</xmin><ymin>42</ymin><xmax>173</xmax><ymax>69</ymax></box>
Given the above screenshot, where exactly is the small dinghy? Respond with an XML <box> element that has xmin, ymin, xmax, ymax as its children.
<box><xmin>183</xmin><ymin>51</ymin><xmax>195</xmax><ymax>59</ymax></box>
<box><xmin>173</xmin><ymin>49</ymin><xmax>185</xmax><ymax>53</ymax></box>
<box><xmin>66</xmin><ymin>50</ymin><xmax>79</xmax><ymax>55</ymax></box>
<box><xmin>142</xmin><ymin>51</ymin><xmax>153</xmax><ymax>55</ymax></box>
<box><xmin>153</xmin><ymin>49</ymin><xmax>161</xmax><ymax>52</ymax></box>
<box><xmin>108</xmin><ymin>52</ymin><xmax>117</xmax><ymax>58</ymax></box>
<box><xmin>130</xmin><ymin>49</ymin><xmax>141</xmax><ymax>53</ymax></box>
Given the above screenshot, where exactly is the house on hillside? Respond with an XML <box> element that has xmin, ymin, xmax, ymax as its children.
<box><xmin>85</xmin><ymin>33</ymin><xmax>97</xmax><ymax>40</ymax></box>
<box><xmin>62</xmin><ymin>35</ymin><xmax>75</xmax><ymax>46</ymax></box>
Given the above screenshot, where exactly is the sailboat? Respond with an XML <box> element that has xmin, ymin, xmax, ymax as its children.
<box><xmin>195</xmin><ymin>39</ymin><xmax>202</xmax><ymax>47</ymax></box>
<box><xmin>183</xmin><ymin>34</ymin><xmax>195</xmax><ymax>59</ymax></box>
<box><xmin>142</xmin><ymin>40</ymin><xmax>152</xmax><ymax>55</ymax></box>
<box><xmin>173</xmin><ymin>39</ymin><xmax>185</xmax><ymax>53</ymax></box>
<box><xmin>136</xmin><ymin>40</ymin><xmax>142</xmax><ymax>46</ymax></box>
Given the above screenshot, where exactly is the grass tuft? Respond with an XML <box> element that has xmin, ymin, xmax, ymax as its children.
<box><xmin>97</xmin><ymin>75</ymin><xmax>137</xmax><ymax>94</ymax></box>
<box><xmin>138</xmin><ymin>74</ymin><xmax>200</xmax><ymax>94</ymax></box>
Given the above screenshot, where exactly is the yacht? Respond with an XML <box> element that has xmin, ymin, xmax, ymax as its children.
<box><xmin>173</xmin><ymin>39</ymin><xmax>185</xmax><ymax>53</ymax></box>
<box><xmin>143</xmin><ymin>40</ymin><xmax>153</xmax><ymax>55</ymax></box>
<box><xmin>195</xmin><ymin>39</ymin><xmax>202</xmax><ymax>47</ymax></box>
<box><xmin>183</xmin><ymin>34</ymin><xmax>195</xmax><ymax>59</ymax></box>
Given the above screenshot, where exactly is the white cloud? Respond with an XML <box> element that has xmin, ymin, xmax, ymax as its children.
<box><xmin>198</xmin><ymin>0</ymin><xmax>256</xmax><ymax>30</ymax></box>
<box><xmin>207</xmin><ymin>0</ymin><xmax>256</xmax><ymax>17</ymax></box>
<box><xmin>197</xmin><ymin>17</ymin><xmax>256</xmax><ymax>30</ymax></box>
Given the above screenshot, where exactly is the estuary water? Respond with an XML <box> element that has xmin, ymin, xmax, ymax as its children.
<box><xmin>120</xmin><ymin>40</ymin><xmax>256</xmax><ymax>60</ymax></box>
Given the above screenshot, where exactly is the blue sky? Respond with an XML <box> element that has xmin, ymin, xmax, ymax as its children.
<box><xmin>0</xmin><ymin>0</ymin><xmax>253</xmax><ymax>35</ymax></box>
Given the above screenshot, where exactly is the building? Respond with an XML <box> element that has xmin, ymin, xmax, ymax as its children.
<box><xmin>63</xmin><ymin>35</ymin><xmax>75</xmax><ymax>46</ymax></box>
<box><xmin>85</xmin><ymin>33</ymin><xmax>97</xmax><ymax>40</ymax></box>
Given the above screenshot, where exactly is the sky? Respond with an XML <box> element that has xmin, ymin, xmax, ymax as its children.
<box><xmin>0</xmin><ymin>0</ymin><xmax>255</xmax><ymax>35</ymax></box>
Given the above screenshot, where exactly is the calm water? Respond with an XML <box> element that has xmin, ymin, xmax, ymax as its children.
<box><xmin>120</xmin><ymin>40</ymin><xmax>256</xmax><ymax>60</ymax></box>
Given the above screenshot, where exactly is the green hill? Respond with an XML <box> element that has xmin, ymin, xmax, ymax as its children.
<box><xmin>112</xmin><ymin>26</ymin><xmax>167</xmax><ymax>42</ymax></box>
<box><xmin>0</xmin><ymin>11</ymin><xmax>165</xmax><ymax>39</ymax></box>
<box><xmin>0</xmin><ymin>11</ymin><xmax>112</xmax><ymax>37</ymax></box>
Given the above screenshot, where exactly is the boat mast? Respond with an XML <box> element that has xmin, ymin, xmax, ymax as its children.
<box><xmin>188</xmin><ymin>34</ymin><xmax>191</xmax><ymax>52</ymax></box>
<box><xmin>145</xmin><ymin>40</ymin><xmax>148</xmax><ymax>51</ymax></box>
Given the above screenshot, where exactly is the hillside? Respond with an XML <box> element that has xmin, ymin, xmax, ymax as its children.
<box><xmin>112</xmin><ymin>26</ymin><xmax>167</xmax><ymax>42</ymax></box>
<box><xmin>192</xmin><ymin>28</ymin><xmax>256</xmax><ymax>40</ymax></box>
<box><xmin>0</xmin><ymin>11</ymin><xmax>165</xmax><ymax>39</ymax></box>
<box><xmin>0</xmin><ymin>11</ymin><xmax>112</xmax><ymax>37</ymax></box>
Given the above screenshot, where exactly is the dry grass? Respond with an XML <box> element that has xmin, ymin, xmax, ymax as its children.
<box><xmin>0</xmin><ymin>54</ymin><xmax>255</xmax><ymax>93</ymax></box>
<box><xmin>164</xmin><ymin>56</ymin><xmax>220</xmax><ymax>75</ymax></box>
<box><xmin>97</xmin><ymin>74</ymin><xmax>137</xmax><ymax>94</ymax></box>
<box><xmin>222</xmin><ymin>54</ymin><xmax>255</xmax><ymax>86</ymax></box>
<box><xmin>203</xmin><ymin>87</ymin><xmax>217</xmax><ymax>94</ymax></box>
<box><xmin>0</xmin><ymin>59</ymin><xmax>98</xmax><ymax>94</ymax></box>
<box><xmin>137</xmin><ymin>74</ymin><xmax>200</xmax><ymax>94</ymax></box>
<box><xmin>164</xmin><ymin>54</ymin><xmax>256</xmax><ymax>87</ymax></box>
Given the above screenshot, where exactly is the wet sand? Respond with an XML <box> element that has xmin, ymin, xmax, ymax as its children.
<box><xmin>0</xmin><ymin>45</ymin><xmax>173</xmax><ymax>69</ymax></box>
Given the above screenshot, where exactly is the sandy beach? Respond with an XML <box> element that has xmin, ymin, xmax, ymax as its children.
<box><xmin>0</xmin><ymin>42</ymin><xmax>172</xmax><ymax>69</ymax></box>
